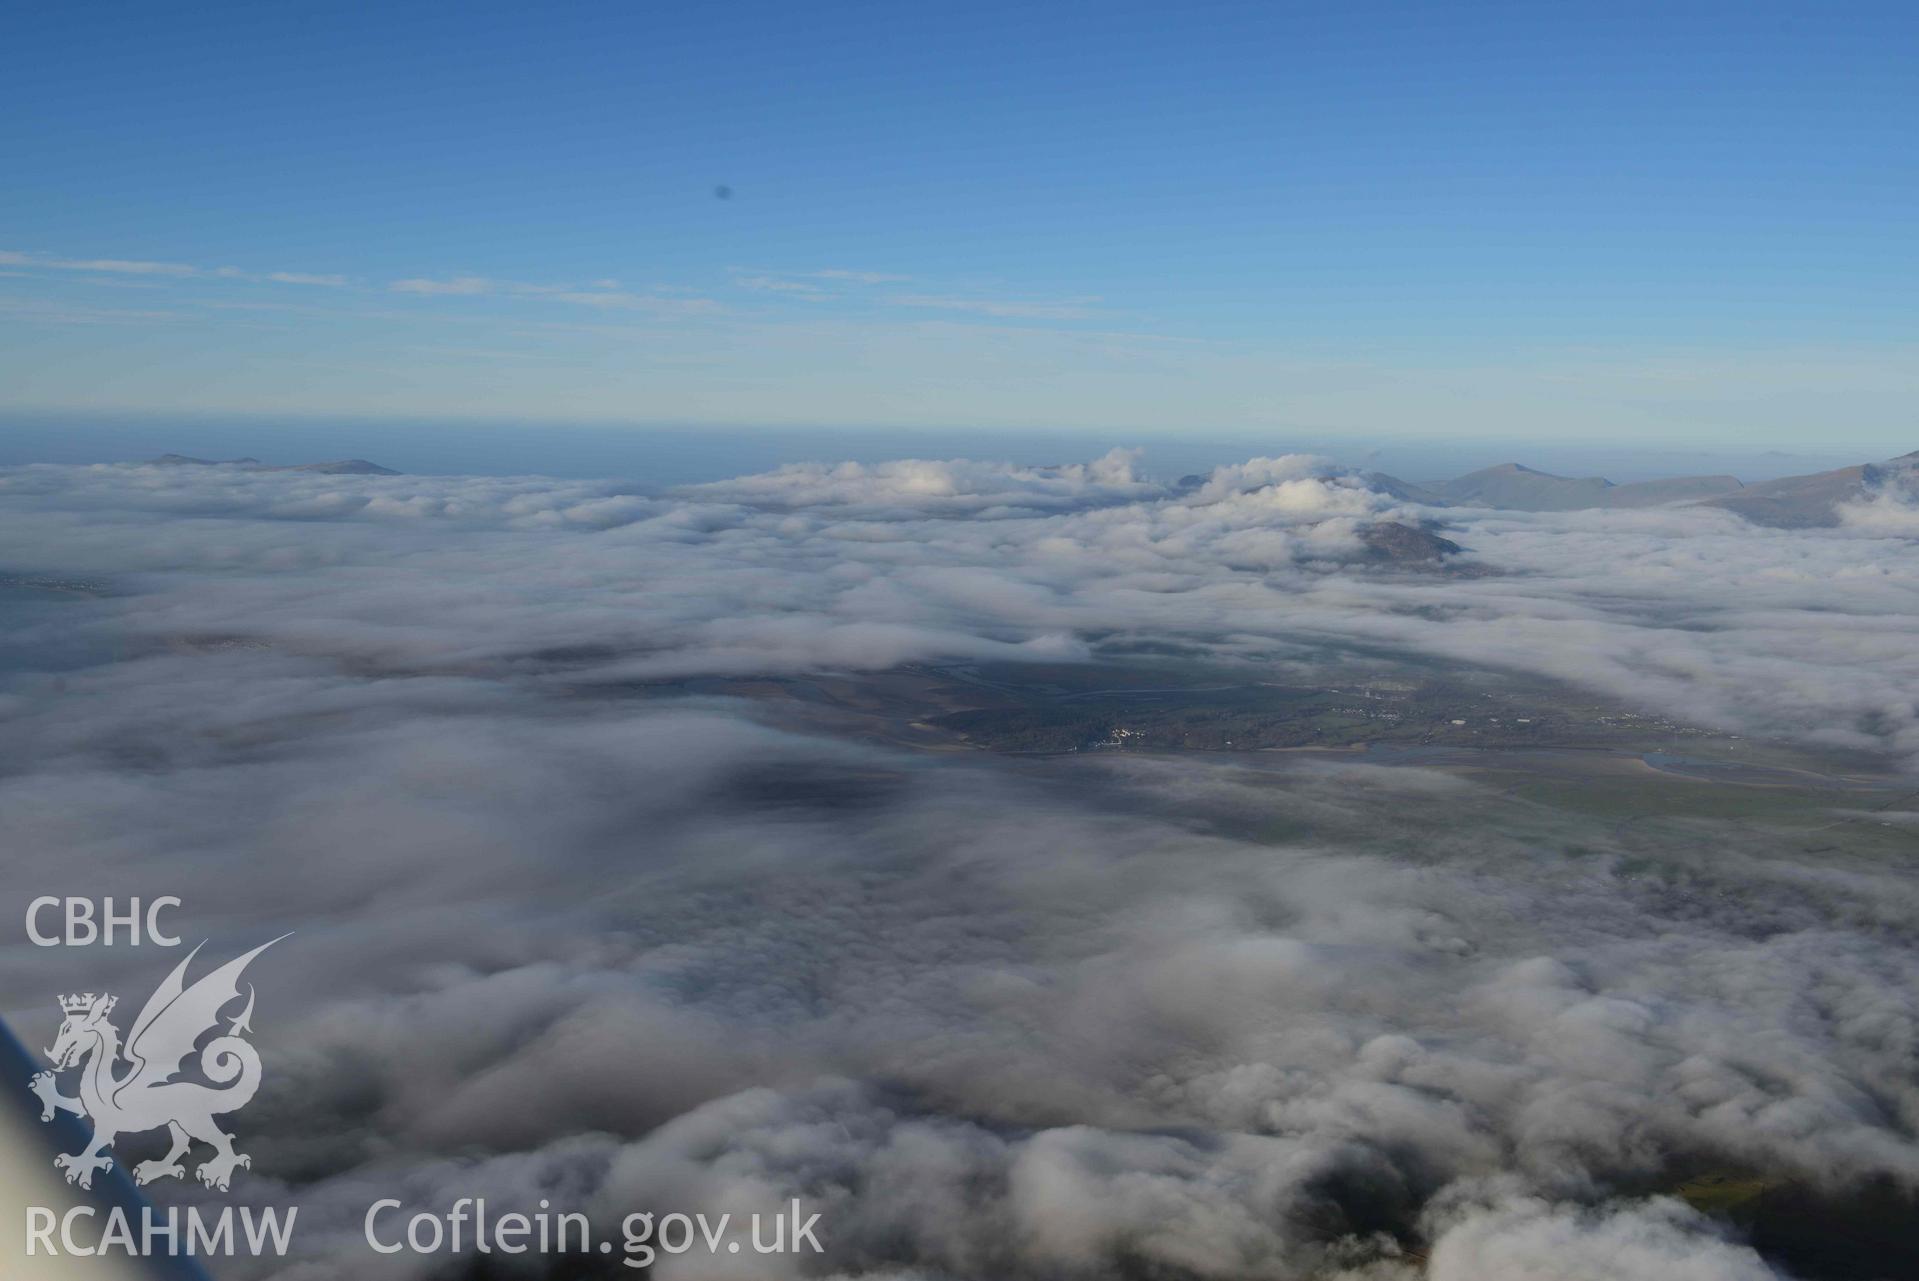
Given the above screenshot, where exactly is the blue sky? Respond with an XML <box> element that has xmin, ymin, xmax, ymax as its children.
<box><xmin>2</xmin><ymin>0</ymin><xmax>1915</xmax><ymax>451</ymax></box>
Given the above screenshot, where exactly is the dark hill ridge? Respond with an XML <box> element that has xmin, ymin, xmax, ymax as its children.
<box><xmin>1358</xmin><ymin>521</ymin><xmax>1461</xmax><ymax>563</ymax></box>
<box><xmin>148</xmin><ymin>455</ymin><xmax>399</xmax><ymax>475</ymax></box>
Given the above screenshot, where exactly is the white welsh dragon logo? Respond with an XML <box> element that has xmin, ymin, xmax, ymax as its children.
<box><xmin>28</xmin><ymin>937</ymin><xmax>286</xmax><ymax>1192</ymax></box>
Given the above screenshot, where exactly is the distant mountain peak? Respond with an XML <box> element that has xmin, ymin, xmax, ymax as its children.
<box><xmin>284</xmin><ymin>459</ymin><xmax>399</xmax><ymax>475</ymax></box>
<box><xmin>145</xmin><ymin>455</ymin><xmax>399</xmax><ymax>476</ymax></box>
<box><xmin>150</xmin><ymin>453</ymin><xmax>263</xmax><ymax>466</ymax></box>
<box><xmin>1700</xmin><ymin>454</ymin><xmax>1910</xmax><ymax>528</ymax></box>
<box><xmin>1427</xmin><ymin>464</ymin><xmax>1614</xmax><ymax>510</ymax></box>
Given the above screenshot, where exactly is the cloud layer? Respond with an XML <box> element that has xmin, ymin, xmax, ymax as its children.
<box><xmin>1</xmin><ymin>454</ymin><xmax>1915</xmax><ymax>1279</ymax></box>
